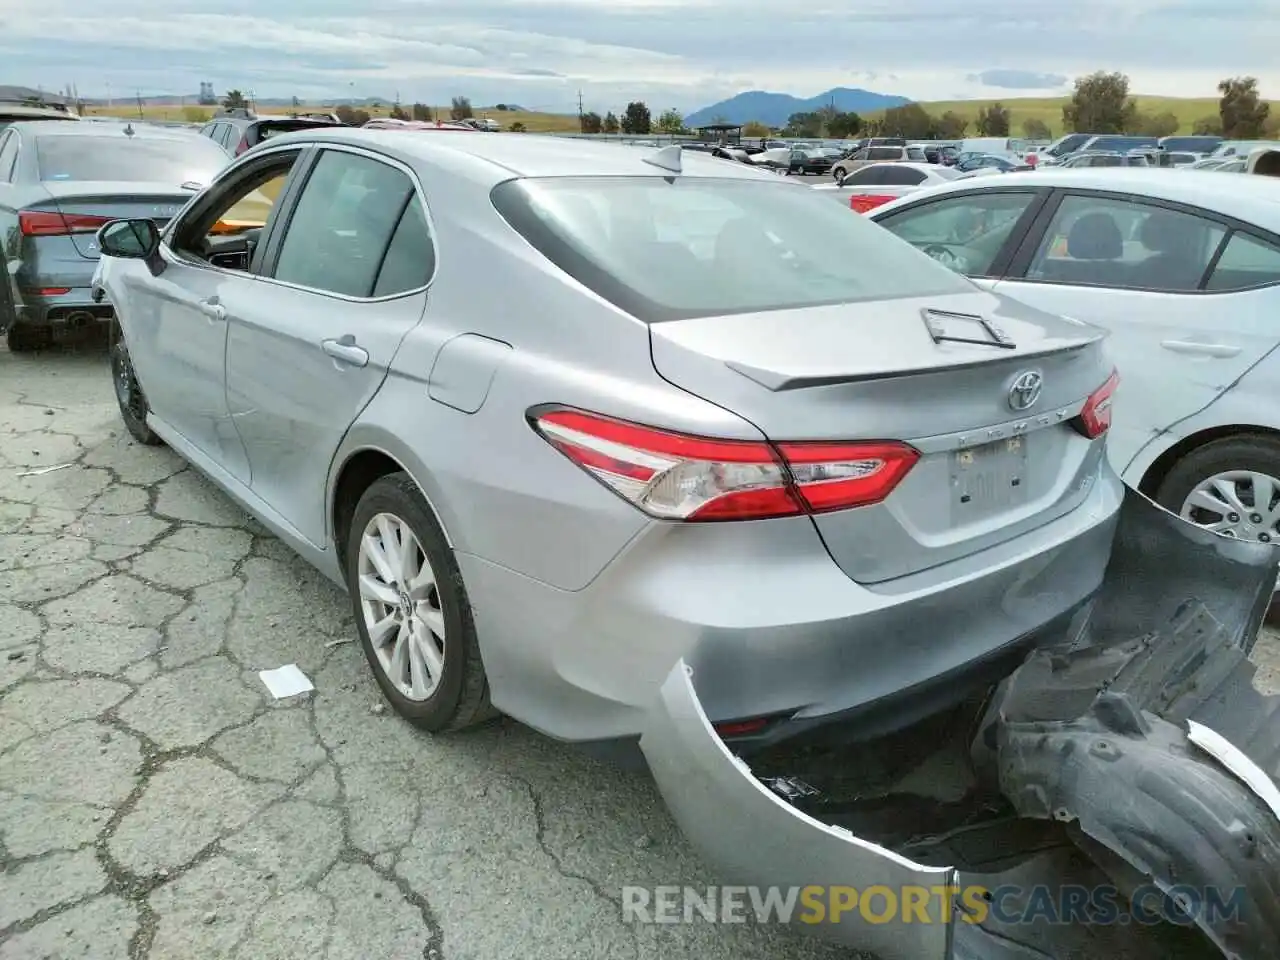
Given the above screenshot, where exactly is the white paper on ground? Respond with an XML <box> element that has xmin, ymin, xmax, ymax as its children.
<box><xmin>259</xmin><ymin>663</ymin><xmax>314</xmax><ymax>699</ymax></box>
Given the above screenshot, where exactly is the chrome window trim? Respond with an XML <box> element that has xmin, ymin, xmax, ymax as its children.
<box><xmin>162</xmin><ymin>139</ymin><xmax>439</xmax><ymax>304</ymax></box>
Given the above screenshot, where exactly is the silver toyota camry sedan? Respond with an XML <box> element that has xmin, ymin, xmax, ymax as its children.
<box><xmin>91</xmin><ymin>130</ymin><xmax>1280</xmax><ymax>959</ymax></box>
<box><xmin>92</xmin><ymin>129</ymin><xmax>1122</xmax><ymax>743</ymax></box>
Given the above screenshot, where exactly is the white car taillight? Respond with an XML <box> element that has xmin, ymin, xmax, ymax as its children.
<box><xmin>532</xmin><ymin>409</ymin><xmax>919</xmax><ymax>521</ymax></box>
<box><xmin>1074</xmin><ymin>369</ymin><xmax>1119</xmax><ymax>439</ymax></box>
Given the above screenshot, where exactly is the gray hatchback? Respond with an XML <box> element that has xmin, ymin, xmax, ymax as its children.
<box><xmin>0</xmin><ymin>121</ymin><xmax>229</xmax><ymax>351</ymax></box>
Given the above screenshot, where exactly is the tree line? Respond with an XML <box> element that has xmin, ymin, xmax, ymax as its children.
<box><xmin>569</xmin><ymin>72</ymin><xmax>1274</xmax><ymax>142</ymax></box>
<box><xmin>218</xmin><ymin>72</ymin><xmax>1274</xmax><ymax>142</ymax></box>
<box><xmin>776</xmin><ymin>73</ymin><xmax>1273</xmax><ymax>141</ymax></box>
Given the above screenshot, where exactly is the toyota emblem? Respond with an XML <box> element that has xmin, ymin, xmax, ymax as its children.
<box><xmin>1008</xmin><ymin>371</ymin><xmax>1043</xmax><ymax>411</ymax></box>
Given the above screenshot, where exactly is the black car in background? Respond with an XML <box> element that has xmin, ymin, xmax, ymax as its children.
<box><xmin>198</xmin><ymin>108</ymin><xmax>344</xmax><ymax>157</ymax></box>
<box><xmin>790</xmin><ymin>147</ymin><xmax>838</xmax><ymax>175</ymax></box>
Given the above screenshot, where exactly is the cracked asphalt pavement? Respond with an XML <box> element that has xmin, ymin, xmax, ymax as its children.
<box><xmin>3</xmin><ymin>334</ymin><xmax>1280</xmax><ymax>960</ymax></box>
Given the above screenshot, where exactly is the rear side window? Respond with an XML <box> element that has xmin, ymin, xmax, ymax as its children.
<box><xmin>372</xmin><ymin>197</ymin><xmax>435</xmax><ymax>296</ymax></box>
<box><xmin>272</xmin><ymin>149</ymin><xmax>415</xmax><ymax>298</ymax></box>
<box><xmin>1025</xmin><ymin>195</ymin><xmax>1225</xmax><ymax>292</ymax></box>
<box><xmin>879</xmin><ymin>166</ymin><xmax>927</xmax><ymax>186</ymax></box>
<box><xmin>0</xmin><ymin>132</ymin><xmax>17</xmax><ymax>181</ymax></box>
<box><xmin>845</xmin><ymin>166</ymin><xmax>885</xmax><ymax>185</ymax></box>
<box><xmin>34</xmin><ymin>135</ymin><xmax>228</xmax><ymax>182</ymax></box>
<box><xmin>867</xmin><ymin>147</ymin><xmax>901</xmax><ymax>160</ymax></box>
<box><xmin>1205</xmin><ymin>232</ymin><xmax>1280</xmax><ymax>291</ymax></box>
<box><xmin>490</xmin><ymin>175</ymin><xmax>972</xmax><ymax>322</ymax></box>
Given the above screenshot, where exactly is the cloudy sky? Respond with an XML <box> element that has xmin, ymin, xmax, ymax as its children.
<box><xmin>2</xmin><ymin>0</ymin><xmax>1276</xmax><ymax>113</ymax></box>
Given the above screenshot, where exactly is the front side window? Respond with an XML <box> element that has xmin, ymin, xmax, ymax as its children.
<box><xmin>491</xmin><ymin>176</ymin><xmax>972</xmax><ymax>322</ymax></box>
<box><xmin>272</xmin><ymin>150</ymin><xmax>416</xmax><ymax>298</ymax></box>
<box><xmin>876</xmin><ymin>192</ymin><xmax>1039</xmax><ymax>276</ymax></box>
<box><xmin>172</xmin><ymin>151</ymin><xmax>301</xmax><ymax>270</ymax></box>
<box><xmin>1025</xmin><ymin>195</ymin><xmax>1226</xmax><ymax>292</ymax></box>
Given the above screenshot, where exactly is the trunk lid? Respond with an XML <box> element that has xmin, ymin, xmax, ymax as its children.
<box><xmin>649</xmin><ymin>289</ymin><xmax>1113</xmax><ymax>584</ymax></box>
<box><xmin>41</xmin><ymin>181</ymin><xmax>194</xmax><ymax>258</ymax></box>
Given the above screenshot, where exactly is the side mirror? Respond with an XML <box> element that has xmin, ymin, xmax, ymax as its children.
<box><xmin>97</xmin><ymin>218</ymin><xmax>160</xmax><ymax>260</ymax></box>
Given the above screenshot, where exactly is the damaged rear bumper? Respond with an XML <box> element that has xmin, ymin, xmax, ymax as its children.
<box><xmin>639</xmin><ymin>488</ymin><xmax>1280</xmax><ymax>958</ymax></box>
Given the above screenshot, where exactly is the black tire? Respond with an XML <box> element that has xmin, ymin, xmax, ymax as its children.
<box><xmin>1154</xmin><ymin>434</ymin><xmax>1280</xmax><ymax>621</ymax></box>
<box><xmin>6</xmin><ymin>322</ymin><xmax>51</xmax><ymax>353</ymax></box>
<box><xmin>345</xmin><ymin>473</ymin><xmax>493</xmax><ymax>731</ymax></box>
<box><xmin>110</xmin><ymin>334</ymin><xmax>162</xmax><ymax>445</ymax></box>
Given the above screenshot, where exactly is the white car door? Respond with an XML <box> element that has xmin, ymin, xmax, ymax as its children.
<box><xmin>992</xmin><ymin>191</ymin><xmax>1280</xmax><ymax>478</ymax></box>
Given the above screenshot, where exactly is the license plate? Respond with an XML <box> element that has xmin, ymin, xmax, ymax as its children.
<box><xmin>951</xmin><ymin>436</ymin><xmax>1030</xmax><ymax>519</ymax></box>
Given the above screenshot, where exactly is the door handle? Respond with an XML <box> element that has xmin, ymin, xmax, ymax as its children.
<box><xmin>322</xmin><ymin>336</ymin><xmax>369</xmax><ymax>368</ymax></box>
<box><xmin>1160</xmin><ymin>340</ymin><xmax>1241</xmax><ymax>358</ymax></box>
<box><xmin>198</xmin><ymin>297</ymin><xmax>225</xmax><ymax>322</ymax></box>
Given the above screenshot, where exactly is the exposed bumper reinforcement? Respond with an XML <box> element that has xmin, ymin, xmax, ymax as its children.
<box><xmin>985</xmin><ymin>488</ymin><xmax>1280</xmax><ymax>958</ymax></box>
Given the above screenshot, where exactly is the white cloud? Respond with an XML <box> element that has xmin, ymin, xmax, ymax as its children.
<box><xmin>2</xmin><ymin>0</ymin><xmax>1277</xmax><ymax>113</ymax></box>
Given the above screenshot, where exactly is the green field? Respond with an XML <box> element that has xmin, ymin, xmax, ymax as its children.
<box><xmin>866</xmin><ymin>95</ymin><xmax>1279</xmax><ymax>137</ymax></box>
<box><xmin>83</xmin><ymin>103</ymin><xmax>581</xmax><ymax>132</ymax></box>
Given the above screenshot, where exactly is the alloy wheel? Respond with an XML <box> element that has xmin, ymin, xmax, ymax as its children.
<box><xmin>1179</xmin><ymin>470</ymin><xmax>1280</xmax><ymax>545</ymax></box>
<box><xmin>356</xmin><ymin>512</ymin><xmax>446</xmax><ymax>701</ymax></box>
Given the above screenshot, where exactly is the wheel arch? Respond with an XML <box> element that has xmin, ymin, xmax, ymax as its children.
<box><xmin>1138</xmin><ymin>423</ymin><xmax>1280</xmax><ymax>499</ymax></box>
<box><xmin>328</xmin><ymin>442</ymin><xmax>457</xmax><ymax>573</ymax></box>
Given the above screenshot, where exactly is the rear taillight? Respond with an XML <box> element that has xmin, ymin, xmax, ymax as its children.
<box><xmin>19</xmin><ymin>211</ymin><xmax>111</xmax><ymax>236</ymax></box>
<box><xmin>234</xmin><ymin>137</ymin><xmax>249</xmax><ymax>156</ymax></box>
<box><xmin>1074</xmin><ymin>370</ymin><xmax>1119</xmax><ymax>439</ymax></box>
<box><xmin>531</xmin><ymin>409</ymin><xmax>919</xmax><ymax>522</ymax></box>
<box><xmin>851</xmin><ymin>194</ymin><xmax>895</xmax><ymax>213</ymax></box>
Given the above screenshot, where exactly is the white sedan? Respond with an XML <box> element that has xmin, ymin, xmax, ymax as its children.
<box><xmin>812</xmin><ymin>161</ymin><xmax>961</xmax><ymax>212</ymax></box>
<box><xmin>869</xmin><ymin>167</ymin><xmax>1280</xmax><ymax>546</ymax></box>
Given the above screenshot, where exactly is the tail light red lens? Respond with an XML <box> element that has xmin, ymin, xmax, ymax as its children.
<box><xmin>19</xmin><ymin>211</ymin><xmax>112</xmax><ymax>237</ymax></box>
<box><xmin>1074</xmin><ymin>369</ymin><xmax>1119</xmax><ymax>439</ymax></box>
<box><xmin>531</xmin><ymin>409</ymin><xmax>919</xmax><ymax>522</ymax></box>
<box><xmin>234</xmin><ymin>137</ymin><xmax>249</xmax><ymax>156</ymax></box>
<box><xmin>713</xmin><ymin>717</ymin><xmax>771</xmax><ymax>737</ymax></box>
<box><xmin>850</xmin><ymin>194</ymin><xmax>896</xmax><ymax>213</ymax></box>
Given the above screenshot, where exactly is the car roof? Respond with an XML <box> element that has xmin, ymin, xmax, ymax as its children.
<box><xmin>266</xmin><ymin>128</ymin><xmax>787</xmax><ymax>182</ymax></box>
<box><xmin>6</xmin><ymin>119</ymin><xmax>202</xmax><ymax>142</ymax></box>
<box><xmin>0</xmin><ymin>105</ymin><xmax>79</xmax><ymax>120</ymax></box>
<box><xmin>879</xmin><ymin>167</ymin><xmax>1280</xmax><ymax>231</ymax></box>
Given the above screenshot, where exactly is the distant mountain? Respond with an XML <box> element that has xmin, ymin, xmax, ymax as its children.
<box><xmin>685</xmin><ymin>87</ymin><xmax>911</xmax><ymax>128</ymax></box>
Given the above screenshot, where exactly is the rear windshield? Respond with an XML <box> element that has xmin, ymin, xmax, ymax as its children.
<box><xmin>1044</xmin><ymin>134</ymin><xmax>1090</xmax><ymax>156</ymax></box>
<box><xmin>490</xmin><ymin>176</ymin><xmax>972</xmax><ymax>322</ymax></box>
<box><xmin>35</xmin><ymin>135</ymin><xmax>228</xmax><ymax>182</ymax></box>
<box><xmin>1087</xmin><ymin>136</ymin><xmax>1156</xmax><ymax>153</ymax></box>
<box><xmin>1159</xmin><ymin>137</ymin><xmax>1220</xmax><ymax>153</ymax></box>
<box><xmin>257</xmin><ymin>120</ymin><xmax>336</xmax><ymax>140</ymax></box>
